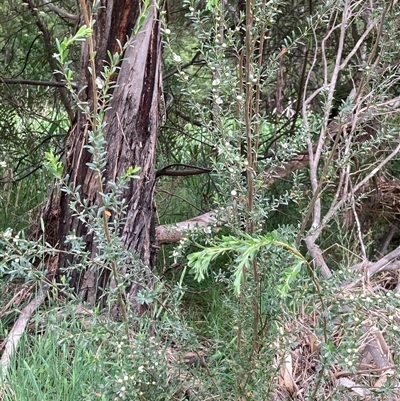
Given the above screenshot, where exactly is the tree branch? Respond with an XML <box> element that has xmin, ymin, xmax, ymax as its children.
<box><xmin>41</xmin><ymin>0</ymin><xmax>79</xmax><ymax>20</ymax></box>
<box><xmin>0</xmin><ymin>77</ymin><xmax>76</xmax><ymax>89</ymax></box>
<box><xmin>156</xmin><ymin>164</ymin><xmax>212</xmax><ymax>178</ymax></box>
<box><xmin>173</xmin><ymin>109</ymin><xmax>203</xmax><ymax>127</ymax></box>
<box><xmin>156</xmin><ymin>211</ymin><xmax>216</xmax><ymax>245</ymax></box>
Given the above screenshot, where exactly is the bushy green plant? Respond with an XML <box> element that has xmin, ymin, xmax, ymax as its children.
<box><xmin>162</xmin><ymin>0</ymin><xmax>400</xmax><ymax>398</ymax></box>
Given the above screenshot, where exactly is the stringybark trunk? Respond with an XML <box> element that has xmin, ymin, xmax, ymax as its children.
<box><xmin>39</xmin><ymin>1</ymin><xmax>162</xmax><ymax>314</ymax></box>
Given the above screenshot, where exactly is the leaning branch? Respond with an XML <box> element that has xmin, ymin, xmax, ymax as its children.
<box><xmin>344</xmin><ymin>246</ymin><xmax>400</xmax><ymax>290</ymax></box>
<box><xmin>0</xmin><ymin>285</ymin><xmax>48</xmax><ymax>376</ymax></box>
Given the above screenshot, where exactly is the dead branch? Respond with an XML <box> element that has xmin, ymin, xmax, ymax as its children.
<box><xmin>344</xmin><ymin>246</ymin><xmax>400</xmax><ymax>290</ymax></box>
<box><xmin>156</xmin><ymin>211</ymin><xmax>216</xmax><ymax>245</ymax></box>
<box><xmin>0</xmin><ymin>285</ymin><xmax>48</xmax><ymax>376</ymax></box>
<box><xmin>156</xmin><ymin>164</ymin><xmax>212</xmax><ymax>178</ymax></box>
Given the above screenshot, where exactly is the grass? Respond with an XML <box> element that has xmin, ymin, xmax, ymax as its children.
<box><xmin>1</xmin><ymin>309</ymin><xmax>105</xmax><ymax>401</ymax></box>
<box><xmin>0</xmin><ymin>170</ymin><xmax>47</xmax><ymax>232</ymax></box>
<box><xmin>0</xmin><ymin>299</ymin><xmax>204</xmax><ymax>401</ymax></box>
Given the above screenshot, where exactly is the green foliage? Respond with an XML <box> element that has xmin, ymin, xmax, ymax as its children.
<box><xmin>54</xmin><ymin>25</ymin><xmax>94</xmax><ymax>65</ymax></box>
<box><xmin>0</xmin><ymin>171</ymin><xmax>48</xmax><ymax>232</ymax></box>
<box><xmin>0</xmin><ymin>229</ymin><xmax>51</xmax><ymax>282</ymax></box>
<box><xmin>0</xmin><ymin>1</ymin><xmax>71</xmax><ymax>231</ymax></box>
<box><xmin>44</xmin><ymin>150</ymin><xmax>63</xmax><ymax>180</ymax></box>
<box><xmin>1</xmin><ymin>305</ymin><xmax>194</xmax><ymax>401</ymax></box>
<box><xmin>187</xmin><ymin>230</ymin><xmax>306</xmax><ymax>295</ymax></box>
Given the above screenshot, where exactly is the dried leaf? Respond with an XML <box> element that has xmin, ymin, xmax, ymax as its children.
<box><xmin>338</xmin><ymin>377</ymin><xmax>371</xmax><ymax>397</ymax></box>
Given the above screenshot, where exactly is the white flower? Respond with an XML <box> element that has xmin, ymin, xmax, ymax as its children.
<box><xmin>173</xmin><ymin>53</ymin><xmax>182</xmax><ymax>63</ymax></box>
<box><xmin>215</xmin><ymin>97</ymin><xmax>223</xmax><ymax>105</ymax></box>
<box><xmin>231</xmin><ymin>189</ymin><xmax>237</xmax><ymax>196</ymax></box>
<box><xmin>95</xmin><ymin>77</ymin><xmax>104</xmax><ymax>89</ymax></box>
<box><xmin>212</xmin><ymin>78</ymin><xmax>220</xmax><ymax>86</ymax></box>
<box><xmin>164</xmin><ymin>28</ymin><xmax>171</xmax><ymax>35</ymax></box>
<box><xmin>138</xmin><ymin>365</ymin><xmax>145</xmax><ymax>373</ymax></box>
<box><xmin>236</xmin><ymin>95</ymin><xmax>243</xmax><ymax>101</ymax></box>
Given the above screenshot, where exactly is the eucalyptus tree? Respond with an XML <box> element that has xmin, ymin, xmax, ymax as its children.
<box><xmin>41</xmin><ymin>1</ymin><xmax>162</xmax><ymax>315</ymax></box>
<box><xmin>1</xmin><ymin>0</ymin><xmax>163</xmax><ymax>317</ymax></box>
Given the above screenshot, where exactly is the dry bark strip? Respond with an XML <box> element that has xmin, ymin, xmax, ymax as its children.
<box><xmin>0</xmin><ymin>285</ymin><xmax>48</xmax><ymax>377</ymax></box>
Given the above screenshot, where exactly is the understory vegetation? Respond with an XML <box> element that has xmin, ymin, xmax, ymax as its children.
<box><xmin>2</xmin><ymin>0</ymin><xmax>400</xmax><ymax>400</ymax></box>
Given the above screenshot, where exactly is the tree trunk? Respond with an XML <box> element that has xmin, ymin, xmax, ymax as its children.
<box><xmin>39</xmin><ymin>1</ymin><xmax>162</xmax><ymax>314</ymax></box>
